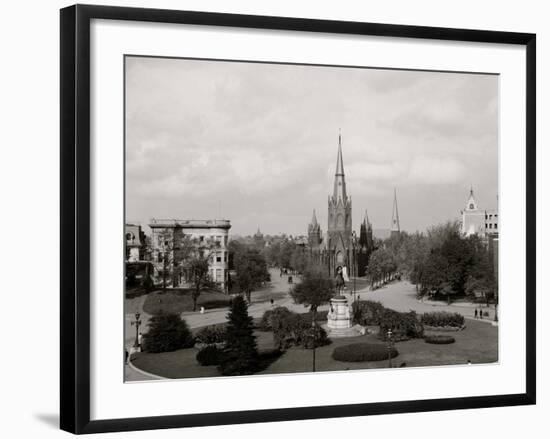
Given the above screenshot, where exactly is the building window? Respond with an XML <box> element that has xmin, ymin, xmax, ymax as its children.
<box><xmin>216</xmin><ymin>252</ymin><xmax>222</xmax><ymax>263</ymax></box>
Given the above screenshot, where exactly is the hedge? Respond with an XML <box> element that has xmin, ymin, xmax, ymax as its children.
<box><xmin>332</xmin><ymin>343</ymin><xmax>398</xmax><ymax>362</ymax></box>
<box><xmin>378</xmin><ymin>309</ymin><xmax>424</xmax><ymax>342</ymax></box>
<box><xmin>352</xmin><ymin>300</ymin><xmax>386</xmax><ymax>326</ymax></box>
<box><xmin>420</xmin><ymin>311</ymin><xmax>464</xmax><ymax>328</ymax></box>
<box><xmin>195</xmin><ymin>324</ymin><xmax>227</xmax><ymax>345</ymax></box>
<box><xmin>424</xmin><ymin>335</ymin><xmax>456</xmax><ymax>344</ymax></box>
<box><xmin>142</xmin><ymin>313</ymin><xmax>195</xmax><ymax>353</ymax></box>
<box><xmin>263</xmin><ymin>306</ymin><xmax>330</xmax><ymax>350</ymax></box>
<box><xmin>259</xmin><ymin>307</ymin><xmax>328</xmax><ymax>331</ymax></box>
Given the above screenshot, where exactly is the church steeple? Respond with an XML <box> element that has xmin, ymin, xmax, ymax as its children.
<box><xmin>391</xmin><ymin>188</ymin><xmax>400</xmax><ymax>236</ymax></box>
<box><xmin>311</xmin><ymin>209</ymin><xmax>318</xmax><ymax>227</ymax></box>
<box><xmin>363</xmin><ymin>209</ymin><xmax>371</xmax><ymax>227</ymax></box>
<box><xmin>332</xmin><ymin>130</ymin><xmax>348</xmax><ymax>202</ymax></box>
<box><xmin>465</xmin><ymin>186</ymin><xmax>478</xmax><ymax>211</ymax></box>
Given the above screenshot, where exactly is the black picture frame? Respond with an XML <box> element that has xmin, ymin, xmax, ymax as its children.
<box><xmin>60</xmin><ymin>4</ymin><xmax>536</xmax><ymax>434</ymax></box>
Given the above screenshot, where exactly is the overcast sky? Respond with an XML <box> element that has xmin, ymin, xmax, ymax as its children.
<box><xmin>125</xmin><ymin>56</ymin><xmax>498</xmax><ymax>237</ymax></box>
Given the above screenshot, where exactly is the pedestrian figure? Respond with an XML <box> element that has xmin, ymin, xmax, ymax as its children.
<box><xmin>125</xmin><ymin>349</ymin><xmax>129</xmax><ymax>365</ymax></box>
<box><xmin>200</xmin><ymin>306</ymin><xmax>205</xmax><ymax>314</ymax></box>
<box><xmin>475</xmin><ymin>309</ymin><xmax>478</xmax><ymax>319</ymax></box>
<box><xmin>479</xmin><ymin>308</ymin><xmax>483</xmax><ymax>319</ymax></box>
<box><xmin>138</xmin><ymin>332</ymin><xmax>143</xmax><ymax>351</ymax></box>
<box><xmin>270</xmin><ymin>298</ymin><xmax>274</xmax><ymax>307</ymax></box>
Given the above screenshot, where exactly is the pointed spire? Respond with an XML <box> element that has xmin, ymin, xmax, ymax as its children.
<box><xmin>391</xmin><ymin>188</ymin><xmax>400</xmax><ymax>233</ymax></box>
<box><xmin>363</xmin><ymin>209</ymin><xmax>370</xmax><ymax>226</ymax></box>
<box><xmin>311</xmin><ymin>209</ymin><xmax>318</xmax><ymax>227</ymax></box>
<box><xmin>335</xmin><ymin>129</ymin><xmax>344</xmax><ymax>176</ymax></box>
<box><xmin>332</xmin><ymin>130</ymin><xmax>347</xmax><ymax>201</ymax></box>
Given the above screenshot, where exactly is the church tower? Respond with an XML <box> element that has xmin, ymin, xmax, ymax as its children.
<box><xmin>390</xmin><ymin>188</ymin><xmax>400</xmax><ymax>238</ymax></box>
<box><xmin>461</xmin><ymin>187</ymin><xmax>485</xmax><ymax>236</ymax></box>
<box><xmin>327</xmin><ymin>131</ymin><xmax>352</xmax><ymax>267</ymax></box>
<box><xmin>358</xmin><ymin>210</ymin><xmax>374</xmax><ymax>276</ymax></box>
<box><xmin>307</xmin><ymin>209</ymin><xmax>322</xmax><ymax>250</ymax></box>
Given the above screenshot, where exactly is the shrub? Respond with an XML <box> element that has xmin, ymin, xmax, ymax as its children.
<box><xmin>259</xmin><ymin>306</ymin><xmax>293</xmax><ymax>331</ymax></box>
<box><xmin>142</xmin><ymin>313</ymin><xmax>195</xmax><ymax>353</ymax></box>
<box><xmin>301</xmin><ymin>323</ymin><xmax>330</xmax><ymax>349</ymax></box>
<box><xmin>424</xmin><ymin>335</ymin><xmax>456</xmax><ymax>344</ymax></box>
<box><xmin>300</xmin><ymin>310</ymin><xmax>329</xmax><ymax>323</ymax></box>
<box><xmin>379</xmin><ymin>309</ymin><xmax>424</xmax><ymax>341</ymax></box>
<box><xmin>421</xmin><ymin>311</ymin><xmax>465</xmax><ymax>328</ymax></box>
<box><xmin>268</xmin><ymin>307</ymin><xmax>331</xmax><ymax>350</ymax></box>
<box><xmin>195</xmin><ymin>324</ymin><xmax>227</xmax><ymax>345</ymax></box>
<box><xmin>352</xmin><ymin>300</ymin><xmax>386</xmax><ymax>325</ymax></box>
<box><xmin>196</xmin><ymin>345</ymin><xmax>224</xmax><ymax>366</ymax></box>
<box><xmin>332</xmin><ymin>343</ymin><xmax>398</xmax><ymax>362</ymax></box>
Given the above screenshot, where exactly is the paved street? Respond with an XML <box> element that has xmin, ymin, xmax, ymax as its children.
<box><xmin>344</xmin><ymin>279</ymin><xmax>496</xmax><ymax>321</ymax></box>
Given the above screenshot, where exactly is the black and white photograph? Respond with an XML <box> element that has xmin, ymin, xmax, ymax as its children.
<box><xmin>124</xmin><ymin>56</ymin><xmax>500</xmax><ymax>381</ymax></box>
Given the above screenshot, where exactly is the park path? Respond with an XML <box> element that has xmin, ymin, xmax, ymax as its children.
<box><xmin>347</xmin><ymin>279</ymin><xmax>496</xmax><ymax>322</ymax></box>
<box><xmin>179</xmin><ymin>268</ymin><xmax>314</xmax><ymax>329</ymax></box>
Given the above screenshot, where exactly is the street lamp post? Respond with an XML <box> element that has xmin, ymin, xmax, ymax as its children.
<box><xmin>311</xmin><ymin>320</ymin><xmax>316</xmax><ymax>373</ymax></box>
<box><xmin>386</xmin><ymin>329</ymin><xmax>394</xmax><ymax>368</ymax></box>
<box><xmin>131</xmin><ymin>312</ymin><xmax>142</xmax><ymax>348</ymax></box>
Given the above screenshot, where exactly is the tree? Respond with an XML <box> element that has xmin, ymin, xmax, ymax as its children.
<box><xmin>290</xmin><ymin>264</ymin><xmax>334</xmax><ymax>321</ymax></box>
<box><xmin>290</xmin><ymin>247</ymin><xmax>308</xmax><ymax>274</ymax></box>
<box><xmin>188</xmin><ymin>255</ymin><xmax>216</xmax><ymax>311</ymax></box>
<box><xmin>219</xmin><ymin>295</ymin><xmax>258</xmax><ymax>375</ymax></box>
<box><xmin>232</xmin><ymin>247</ymin><xmax>270</xmax><ymax>303</ymax></box>
<box><xmin>141</xmin><ymin>313</ymin><xmax>194</xmax><ymax>353</ymax></box>
<box><xmin>366</xmin><ymin>247</ymin><xmax>396</xmax><ymax>287</ymax></box>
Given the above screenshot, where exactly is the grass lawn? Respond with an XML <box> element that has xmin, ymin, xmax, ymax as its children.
<box><xmin>131</xmin><ymin>331</ymin><xmax>276</xmax><ymax>379</ymax></box>
<box><xmin>261</xmin><ymin>319</ymin><xmax>497</xmax><ymax>374</ymax></box>
<box><xmin>130</xmin><ymin>319</ymin><xmax>497</xmax><ymax>379</ymax></box>
<box><xmin>142</xmin><ymin>289</ymin><xmax>230</xmax><ymax>314</ymax></box>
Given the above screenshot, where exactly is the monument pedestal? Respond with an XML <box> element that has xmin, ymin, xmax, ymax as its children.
<box><xmin>325</xmin><ymin>296</ymin><xmax>365</xmax><ymax>338</ymax></box>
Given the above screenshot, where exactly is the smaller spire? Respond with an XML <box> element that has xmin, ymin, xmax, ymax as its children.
<box><xmin>363</xmin><ymin>209</ymin><xmax>370</xmax><ymax>226</ymax></box>
<box><xmin>311</xmin><ymin>209</ymin><xmax>318</xmax><ymax>227</ymax></box>
<box><xmin>391</xmin><ymin>188</ymin><xmax>400</xmax><ymax>233</ymax></box>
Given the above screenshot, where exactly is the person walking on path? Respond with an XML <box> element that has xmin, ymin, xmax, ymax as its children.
<box><xmin>479</xmin><ymin>308</ymin><xmax>483</xmax><ymax>319</ymax></box>
<box><xmin>475</xmin><ymin>309</ymin><xmax>478</xmax><ymax>319</ymax></box>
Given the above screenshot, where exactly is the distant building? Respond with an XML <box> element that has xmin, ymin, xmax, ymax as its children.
<box><xmin>125</xmin><ymin>224</ymin><xmax>146</xmax><ymax>262</ymax></box>
<box><xmin>149</xmin><ymin>218</ymin><xmax>231</xmax><ymax>291</ymax></box>
<box><xmin>461</xmin><ymin>188</ymin><xmax>499</xmax><ymax>238</ymax></box>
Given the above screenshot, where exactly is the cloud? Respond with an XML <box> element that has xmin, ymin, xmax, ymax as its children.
<box><xmin>407</xmin><ymin>156</ymin><xmax>466</xmax><ymax>185</ymax></box>
<box><xmin>125</xmin><ymin>57</ymin><xmax>498</xmax><ymax>234</ymax></box>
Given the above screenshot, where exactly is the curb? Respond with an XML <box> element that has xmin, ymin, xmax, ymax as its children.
<box><xmin>127</xmin><ymin>359</ymin><xmax>167</xmax><ymax>381</ymax></box>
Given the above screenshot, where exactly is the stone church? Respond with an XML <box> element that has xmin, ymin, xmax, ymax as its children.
<box><xmin>307</xmin><ymin>133</ymin><xmax>374</xmax><ymax>277</ymax></box>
